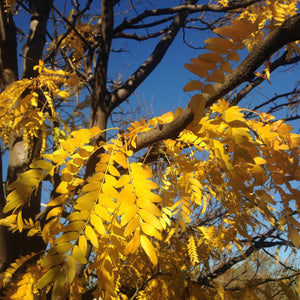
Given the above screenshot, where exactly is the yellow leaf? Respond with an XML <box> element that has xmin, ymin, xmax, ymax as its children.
<box><xmin>78</xmin><ymin>235</ymin><xmax>87</xmax><ymax>256</ymax></box>
<box><xmin>78</xmin><ymin>147</ymin><xmax>91</xmax><ymax>158</ymax></box>
<box><xmin>141</xmin><ymin>222</ymin><xmax>162</xmax><ymax>240</ymax></box>
<box><xmin>124</xmin><ymin>229</ymin><xmax>140</xmax><ymax>255</ymax></box>
<box><xmin>139</xmin><ymin>209</ymin><xmax>163</xmax><ymax>230</ymax></box>
<box><xmin>202</xmin><ymin>84</ymin><xmax>215</xmax><ymax>95</ymax></box>
<box><xmin>74</xmin><ymin>191</ymin><xmax>98</xmax><ymax>211</ymax></box>
<box><xmin>222</xmin><ymin>106</ymin><xmax>244</xmax><ymax>123</ymax></box>
<box><xmin>137</xmin><ymin>198</ymin><xmax>161</xmax><ymax>217</ymax></box>
<box><xmin>46</xmin><ymin>206</ymin><xmax>63</xmax><ymax>220</ymax></box>
<box><xmin>198</xmin><ymin>52</ymin><xmax>223</xmax><ymax>63</ymax></box>
<box><xmin>124</xmin><ymin>216</ymin><xmax>140</xmax><ymax>237</ymax></box>
<box><xmin>56</xmin><ymin>181</ymin><xmax>68</xmax><ymax>194</ymax></box>
<box><xmin>214</xmin><ymin>26</ymin><xmax>241</xmax><ymax>42</ymax></box>
<box><xmin>191</xmin><ymin>58</ymin><xmax>216</xmax><ymax>70</ymax></box>
<box><xmin>36</xmin><ymin>266</ymin><xmax>60</xmax><ymax>290</ymax></box>
<box><xmin>113</xmin><ymin>151</ymin><xmax>128</xmax><ymax>169</ymax></box>
<box><xmin>63</xmin><ymin>221</ymin><xmax>85</xmax><ymax>232</ymax></box>
<box><xmin>90</xmin><ymin>214</ymin><xmax>107</xmax><ymax>237</ymax></box>
<box><xmin>118</xmin><ymin>185</ymin><xmax>135</xmax><ymax>212</ymax></box>
<box><xmin>55</xmin><ymin>242</ymin><xmax>73</xmax><ymax>254</ymax></box>
<box><xmin>289</xmin><ymin>226</ymin><xmax>300</xmax><ymax>248</ymax></box>
<box><xmin>184</xmin><ymin>80</ymin><xmax>203</xmax><ymax>92</ymax></box>
<box><xmin>206</xmin><ymin>69</ymin><xmax>224</xmax><ymax>83</ymax></box>
<box><xmin>108</xmin><ymin>165</ymin><xmax>120</xmax><ymax>177</ymax></box>
<box><xmin>100</xmin><ymin>193</ymin><xmax>118</xmax><ymax>210</ymax></box>
<box><xmin>52</xmin><ymin>273</ymin><xmax>66</xmax><ymax>299</ymax></box>
<box><xmin>205</xmin><ymin>43</ymin><xmax>230</xmax><ymax>54</ymax></box>
<box><xmin>66</xmin><ymin>256</ymin><xmax>76</xmax><ymax>284</ymax></box>
<box><xmin>115</xmin><ymin>175</ymin><xmax>130</xmax><ymax>189</ymax></box>
<box><xmin>41</xmin><ymin>254</ymin><xmax>65</xmax><ymax>267</ymax></box>
<box><xmin>220</xmin><ymin>60</ymin><xmax>232</xmax><ymax>73</ymax></box>
<box><xmin>121</xmin><ymin>204</ymin><xmax>138</xmax><ymax>227</ymax></box>
<box><xmin>85</xmin><ymin>225</ymin><xmax>99</xmax><ymax>248</ymax></box>
<box><xmin>185</xmin><ymin>64</ymin><xmax>209</xmax><ymax>78</ymax></box>
<box><xmin>140</xmin><ymin>235</ymin><xmax>158</xmax><ymax>265</ymax></box>
<box><xmin>30</xmin><ymin>160</ymin><xmax>53</xmax><ymax>172</ymax></box>
<box><xmin>102</xmin><ymin>184</ymin><xmax>119</xmax><ymax>200</ymax></box>
<box><xmin>205</xmin><ymin>37</ymin><xmax>233</xmax><ymax>48</ymax></box>
<box><xmin>56</xmin><ymin>232</ymin><xmax>79</xmax><ymax>243</ymax></box>
<box><xmin>67</xmin><ymin>163</ymin><xmax>79</xmax><ymax>174</ymax></box>
<box><xmin>67</xmin><ymin>210</ymin><xmax>89</xmax><ymax>221</ymax></box>
<box><xmin>94</xmin><ymin>204</ymin><xmax>111</xmax><ymax>222</ymax></box>
<box><xmin>61</xmin><ymin>172</ymin><xmax>73</xmax><ymax>183</ymax></box>
<box><xmin>72</xmin><ymin>245</ymin><xmax>87</xmax><ymax>264</ymax></box>
<box><xmin>227</xmin><ymin>51</ymin><xmax>239</xmax><ymax>62</ymax></box>
<box><xmin>17</xmin><ymin>211</ymin><xmax>23</xmax><ymax>232</ymax></box>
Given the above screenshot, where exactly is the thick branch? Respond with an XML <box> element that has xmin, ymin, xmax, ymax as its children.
<box><xmin>133</xmin><ymin>14</ymin><xmax>300</xmax><ymax>151</ymax></box>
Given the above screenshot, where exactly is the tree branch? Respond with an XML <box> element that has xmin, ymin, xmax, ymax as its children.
<box><xmin>114</xmin><ymin>0</ymin><xmax>260</xmax><ymax>33</ymax></box>
<box><xmin>110</xmin><ymin>0</ymin><xmax>198</xmax><ymax>111</ymax></box>
<box><xmin>114</xmin><ymin>28</ymin><xmax>168</xmax><ymax>40</ymax></box>
<box><xmin>232</xmin><ymin>53</ymin><xmax>300</xmax><ymax>105</ymax></box>
<box><xmin>133</xmin><ymin>14</ymin><xmax>300</xmax><ymax>151</ymax></box>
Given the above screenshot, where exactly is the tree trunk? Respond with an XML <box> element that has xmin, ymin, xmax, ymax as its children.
<box><xmin>1</xmin><ymin>0</ymin><xmax>52</xmax><ymax>272</ymax></box>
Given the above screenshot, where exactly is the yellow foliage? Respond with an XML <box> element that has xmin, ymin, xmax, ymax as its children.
<box><xmin>1</xmin><ymin>1</ymin><xmax>300</xmax><ymax>298</ymax></box>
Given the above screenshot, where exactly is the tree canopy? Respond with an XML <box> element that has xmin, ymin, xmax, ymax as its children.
<box><xmin>0</xmin><ymin>0</ymin><xmax>300</xmax><ymax>299</ymax></box>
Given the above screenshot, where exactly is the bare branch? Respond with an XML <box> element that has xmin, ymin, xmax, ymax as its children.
<box><xmin>232</xmin><ymin>53</ymin><xmax>300</xmax><ymax>105</ymax></box>
<box><xmin>114</xmin><ymin>28</ymin><xmax>168</xmax><ymax>40</ymax></box>
<box><xmin>197</xmin><ymin>228</ymin><xmax>277</xmax><ymax>285</ymax></box>
<box><xmin>110</xmin><ymin>0</ymin><xmax>198</xmax><ymax>111</ymax></box>
<box><xmin>114</xmin><ymin>0</ymin><xmax>261</xmax><ymax>33</ymax></box>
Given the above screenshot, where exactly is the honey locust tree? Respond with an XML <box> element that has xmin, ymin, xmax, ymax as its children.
<box><xmin>0</xmin><ymin>0</ymin><xmax>300</xmax><ymax>299</ymax></box>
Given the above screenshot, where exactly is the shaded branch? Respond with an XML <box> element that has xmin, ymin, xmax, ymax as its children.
<box><xmin>197</xmin><ymin>228</ymin><xmax>277</xmax><ymax>285</ymax></box>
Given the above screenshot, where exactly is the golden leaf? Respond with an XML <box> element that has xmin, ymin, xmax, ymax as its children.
<box><xmin>137</xmin><ymin>198</ymin><xmax>161</xmax><ymax>217</ymax></box>
<box><xmin>85</xmin><ymin>225</ymin><xmax>99</xmax><ymax>248</ymax></box>
<box><xmin>36</xmin><ymin>266</ymin><xmax>60</xmax><ymax>290</ymax></box>
<box><xmin>185</xmin><ymin>64</ymin><xmax>209</xmax><ymax>78</ymax></box>
<box><xmin>90</xmin><ymin>214</ymin><xmax>107</xmax><ymax>237</ymax></box>
<box><xmin>124</xmin><ymin>229</ymin><xmax>140</xmax><ymax>255</ymax></box>
<box><xmin>72</xmin><ymin>245</ymin><xmax>87</xmax><ymax>264</ymax></box>
<box><xmin>55</xmin><ymin>242</ymin><xmax>73</xmax><ymax>254</ymax></box>
<box><xmin>206</xmin><ymin>69</ymin><xmax>224</xmax><ymax>83</ymax></box>
<box><xmin>66</xmin><ymin>256</ymin><xmax>76</xmax><ymax>284</ymax></box>
<box><xmin>78</xmin><ymin>235</ymin><xmax>88</xmax><ymax>256</ymax></box>
<box><xmin>121</xmin><ymin>204</ymin><xmax>138</xmax><ymax>227</ymax></box>
<box><xmin>124</xmin><ymin>216</ymin><xmax>140</xmax><ymax>237</ymax></box>
<box><xmin>140</xmin><ymin>235</ymin><xmax>158</xmax><ymax>265</ymax></box>
<box><xmin>227</xmin><ymin>51</ymin><xmax>239</xmax><ymax>62</ymax></box>
<box><xmin>184</xmin><ymin>80</ymin><xmax>203</xmax><ymax>92</ymax></box>
<box><xmin>140</xmin><ymin>209</ymin><xmax>163</xmax><ymax>230</ymax></box>
<box><xmin>141</xmin><ymin>222</ymin><xmax>162</xmax><ymax>240</ymax></box>
<box><xmin>289</xmin><ymin>226</ymin><xmax>300</xmax><ymax>248</ymax></box>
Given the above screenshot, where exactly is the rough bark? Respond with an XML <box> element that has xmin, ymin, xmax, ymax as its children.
<box><xmin>0</xmin><ymin>3</ymin><xmax>19</xmax><ymax>273</ymax></box>
<box><xmin>2</xmin><ymin>0</ymin><xmax>52</xmax><ymax>272</ymax></box>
